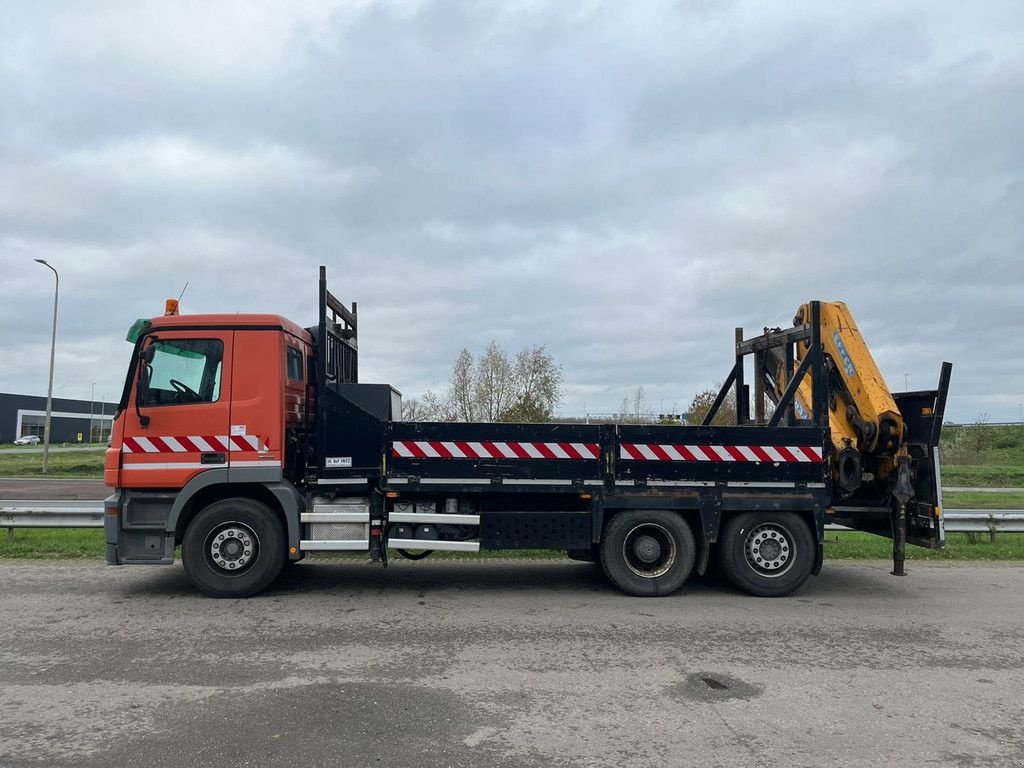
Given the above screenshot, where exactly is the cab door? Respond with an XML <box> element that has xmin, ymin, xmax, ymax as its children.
<box><xmin>226</xmin><ymin>330</ymin><xmax>285</xmax><ymax>481</ymax></box>
<box><xmin>120</xmin><ymin>331</ymin><xmax>233</xmax><ymax>489</ymax></box>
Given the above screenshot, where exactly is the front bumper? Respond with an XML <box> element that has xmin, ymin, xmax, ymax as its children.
<box><xmin>104</xmin><ymin>489</ymin><xmax>175</xmax><ymax>565</ymax></box>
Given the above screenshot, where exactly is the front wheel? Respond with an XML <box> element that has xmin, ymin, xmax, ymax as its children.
<box><xmin>719</xmin><ymin>512</ymin><xmax>814</xmax><ymax>597</ymax></box>
<box><xmin>600</xmin><ymin>510</ymin><xmax>696</xmax><ymax>596</ymax></box>
<box><xmin>182</xmin><ymin>498</ymin><xmax>286</xmax><ymax>598</ymax></box>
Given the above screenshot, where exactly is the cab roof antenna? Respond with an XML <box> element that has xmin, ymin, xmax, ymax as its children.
<box><xmin>164</xmin><ymin>281</ymin><xmax>189</xmax><ymax>316</ymax></box>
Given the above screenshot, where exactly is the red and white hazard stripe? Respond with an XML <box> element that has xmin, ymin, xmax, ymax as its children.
<box><xmin>392</xmin><ymin>440</ymin><xmax>600</xmax><ymax>460</ymax></box>
<box><xmin>122</xmin><ymin>435</ymin><xmax>268</xmax><ymax>453</ymax></box>
<box><xmin>619</xmin><ymin>443</ymin><xmax>823</xmax><ymax>463</ymax></box>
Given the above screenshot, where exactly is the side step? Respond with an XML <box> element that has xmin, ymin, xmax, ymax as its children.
<box><xmin>299</xmin><ymin>498</ymin><xmax>482</xmax><ymax>553</ymax></box>
<box><xmin>300</xmin><ymin>499</ymin><xmax>370</xmax><ymax>552</ymax></box>
<box><xmin>389</xmin><ymin>512</ymin><xmax>480</xmax><ymax>525</ymax></box>
<box><xmin>387</xmin><ymin>539</ymin><xmax>480</xmax><ymax>553</ymax></box>
<box><xmin>387</xmin><ymin>511</ymin><xmax>481</xmax><ymax>551</ymax></box>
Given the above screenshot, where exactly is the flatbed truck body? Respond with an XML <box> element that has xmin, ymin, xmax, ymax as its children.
<box><xmin>104</xmin><ymin>268</ymin><xmax>951</xmax><ymax>598</ymax></box>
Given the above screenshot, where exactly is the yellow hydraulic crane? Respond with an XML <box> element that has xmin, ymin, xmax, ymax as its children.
<box><xmin>775</xmin><ymin>302</ymin><xmax>906</xmax><ymax>492</ymax></box>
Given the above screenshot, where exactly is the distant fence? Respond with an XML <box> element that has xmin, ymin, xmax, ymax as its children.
<box><xmin>942</xmin><ymin>422</ymin><xmax>1023</xmax><ymax>427</ymax></box>
<box><xmin>3</xmin><ymin>501</ymin><xmax>1024</xmax><ymax>544</ymax></box>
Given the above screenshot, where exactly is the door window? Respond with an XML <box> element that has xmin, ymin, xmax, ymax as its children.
<box><xmin>140</xmin><ymin>339</ymin><xmax>224</xmax><ymax>406</ymax></box>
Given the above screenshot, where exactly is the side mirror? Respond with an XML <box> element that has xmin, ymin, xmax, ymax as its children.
<box><xmin>135</xmin><ymin>343</ymin><xmax>155</xmax><ymax>428</ymax></box>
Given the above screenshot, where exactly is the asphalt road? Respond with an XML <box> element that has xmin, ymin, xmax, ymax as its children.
<box><xmin>1</xmin><ymin>559</ymin><xmax>1022</xmax><ymax>768</ymax></box>
<box><xmin>0</xmin><ymin>478</ymin><xmax>108</xmax><ymax>500</ymax></box>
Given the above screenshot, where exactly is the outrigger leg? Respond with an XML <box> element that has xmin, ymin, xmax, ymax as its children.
<box><xmin>890</xmin><ymin>455</ymin><xmax>914</xmax><ymax>576</ymax></box>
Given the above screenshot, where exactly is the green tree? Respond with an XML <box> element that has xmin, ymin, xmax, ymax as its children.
<box><xmin>686</xmin><ymin>385</ymin><xmax>737</xmax><ymax>426</ymax></box>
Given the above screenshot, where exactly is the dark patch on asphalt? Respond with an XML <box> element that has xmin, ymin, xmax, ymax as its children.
<box><xmin>79</xmin><ymin>681</ymin><xmax>530</xmax><ymax>768</ymax></box>
<box><xmin>665</xmin><ymin>673</ymin><xmax>765</xmax><ymax>703</ymax></box>
<box><xmin>944</xmin><ymin>720</ymin><xmax>1024</xmax><ymax>767</ymax></box>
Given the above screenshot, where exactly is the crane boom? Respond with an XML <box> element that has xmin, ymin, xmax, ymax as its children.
<box><xmin>772</xmin><ymin>302</ymin><xmax>906</xmax><ymax>493</ymax></box>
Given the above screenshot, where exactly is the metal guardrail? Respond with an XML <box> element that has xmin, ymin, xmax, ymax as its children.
<box><xmin>2</xmin><ymin>502</ymin><xmax>1024</xmax><ymax>543</ymax></box>
<box><xmin>941</xmin><ymin>510</ymin><xmax>1024</xmax><ymax>534</ymax></box>
<box><xmin>2</xmin><ymin>501</ymin><xmax>104</xmax><ymax>541</ymax></box>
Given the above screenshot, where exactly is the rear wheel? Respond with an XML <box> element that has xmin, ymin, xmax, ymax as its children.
<box><xmin>719</xmin><ymin>512</ymin><xmax>814</xmax><ymax>597</ymax></box>
<box><xmin>600</xmin><ymin>510</ymin><xmax>696</xmax><ymax>596</ymax></box>
<box><xmin>182</xmin><ymin>498</ymin><xmax>286</xmax><ymax>598</ymax></box>
<box><xmin>396</xmin><ymin>549</ymin><xmax>433</xmax><ymax>561</ymax></box>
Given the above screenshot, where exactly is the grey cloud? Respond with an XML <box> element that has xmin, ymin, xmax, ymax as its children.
<box><xmin>1</xmin><ymin>0</ymin><xmax>1022</xmax><ymax>419</ymax></box>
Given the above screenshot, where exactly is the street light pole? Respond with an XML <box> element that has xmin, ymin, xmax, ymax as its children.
<box><xmin>90</xmin><ymin>383</ymin><xmax>96</xmax><ymax>443</ymax></box>
<box><xmin>35</xmin><ymin>259</ymin><xmax>59</xmax><ymax>474</ymax></box>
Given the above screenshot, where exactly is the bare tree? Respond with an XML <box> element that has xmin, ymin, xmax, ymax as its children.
<box><xmin>450</xmin><ymin>349</ymin><xmax>477</xmax><ymax>422</ymax></box>
<box><xmin>615</xmin><ymin>386</ymin><xmax>655</xmax><ymax>424</ymax></box>
<box><xmin>503</xmin><ymin>345</ymin><xmax>563</xmax><ymax>422</ymax></box>
<box><xmin>474</xmin><ymin>342</ymin><xmax>515</xmax><ymax>421</ymax></box>
<box><xmin>413</xmin><ymin>341</ymin><xmax>563</xmax><ymax>422</ymax></box>
<box><xmin>401</xmin><ymin>397</ymin><xmax>424</xmax><ymax>422</ymax></box>
<box><xmin>419</xmin><ymin>390</ymin><xmax>452</xmax><ymax>421</ymax></box>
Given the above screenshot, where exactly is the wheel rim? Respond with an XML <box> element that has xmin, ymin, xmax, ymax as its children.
<box><xmin>205</xmin><ymin>522</ymin><xmax>260</xmax><ymax>576</ymax></box>
<box><xmin>743</xmin><ymin>522</ymin><xmax>795</xmax><ymax>578</ymax></box>
<box><xmin>622</xmin><ymin>523</ymin><xmax>676</xmax><ymax>579</ymax></box>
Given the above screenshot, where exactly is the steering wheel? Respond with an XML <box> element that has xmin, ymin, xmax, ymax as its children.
<box><xmin>169</xmin><ymin>379</ymin><xmax>202</xmax><ymax>402</ymax></box>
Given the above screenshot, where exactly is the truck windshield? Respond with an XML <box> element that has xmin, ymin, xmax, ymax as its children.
<box><xmin>140</xmin><ymin>339</ymin><xmax>223</xmax><ymax>406</ymax></box>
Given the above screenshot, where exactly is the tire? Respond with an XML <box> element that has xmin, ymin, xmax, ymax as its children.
<box><xmin>182</xmin><ymin>498</ymin><xmax>286</xmax><ymax>598</ymax></box>
<box><xmin>599</xmin><ymin>510</ymin><xmax>696</xmax><ymax>596</ymax></box>
<box><xmin>396</xmin><ymin>549</ymin><xmax>433</xmax><ymax>561</ymax></box>
<box><xmin>719</xmin><ymin>512</ymin><xmax>814</xmax><ymax>597</ymax></box>
<box><xmin>567</xmin><ymin>545</ymin><xmax>599</xmax><ymax>563</ymax></box>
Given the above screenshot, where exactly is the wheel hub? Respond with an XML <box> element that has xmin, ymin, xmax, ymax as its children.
<box><xmin>744</xmin><ymin>524</ymin><xmax>793</xmax><ymax>577</ymax></box>
<box><xmin>633</xmin><ymin>535</ymin><xmax>662</xmax><ymax>563</ymax></box>
<box><xmin>208</xmin><ymin>524</ymin><xmax>258</xmax><ymax>572</ymax></box>
<box><xmin>622</xmin><ymin>523</ymin><xmax>676</xmax><ymax>579</ymax></box>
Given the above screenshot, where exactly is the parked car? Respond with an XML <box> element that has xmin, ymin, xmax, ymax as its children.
<box><xmin>13</xmin><ymin>435</ymin><xmax>41</xmax><ymax>445</ymax></box>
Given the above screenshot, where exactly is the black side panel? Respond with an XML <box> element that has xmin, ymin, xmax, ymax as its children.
<box><xmin>480</xmin><ymin>512</ymin><xmax>591</xmax><ymax>550</ymax></box>
<box><xmin>335</xmin><ymin>383</ymin><xmax>397</xmax><ymax>421</ymax></box>
<box><xmin>891</xmin><ymin>361</ymin><xmax>952</xmax><ymax>548</ymax></box>
<box><xmin>318</xmin><ymin>388</ymin><xmax>385</xmax><ymax>478</ymax></box>
<box><xmin>616</xmin><ymin>424</ymin><xmax>830</xmax><ymax>486</ymax></box>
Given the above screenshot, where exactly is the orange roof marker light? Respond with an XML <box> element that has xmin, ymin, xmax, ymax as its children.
<box><xmin>165</xmin><ymin>281</ymin><xmax>188</xmax><ymax>317</ymax></box>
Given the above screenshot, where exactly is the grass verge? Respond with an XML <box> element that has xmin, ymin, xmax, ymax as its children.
<box><xmin>0</xmin><ymin>449</ymin><xmax>106</xmax><ymax>477</ymax></box>
<box><xmin>943</xmin><ymin>491</ymin><xmax>1024</xmax><ymax>509</ymax></box>
<box><xmin>941</xmin><ymin>465</ymin><xmax>1024</xmax><ymax>488</ymax></box>
<box><xmin>824</xmin><ymin>532</ymin><xmax>1024</xmax><ymax>561</ymax></box>
<box><xmin>0</xmin><ymin>528</ymin><xmax>105</xmax><ymax>558</ymax></box>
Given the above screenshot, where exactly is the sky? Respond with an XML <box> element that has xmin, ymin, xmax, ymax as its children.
<box><xmin>1</xmin><ymin>0</ymin><xmax>1022</xmax><ymax>423</ymax></box>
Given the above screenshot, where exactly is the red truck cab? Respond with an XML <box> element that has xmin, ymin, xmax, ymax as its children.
<box><xmin>105</xmin><ymin>313</ymin><xmax>312</xmax><ymax>581</ymax></box>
